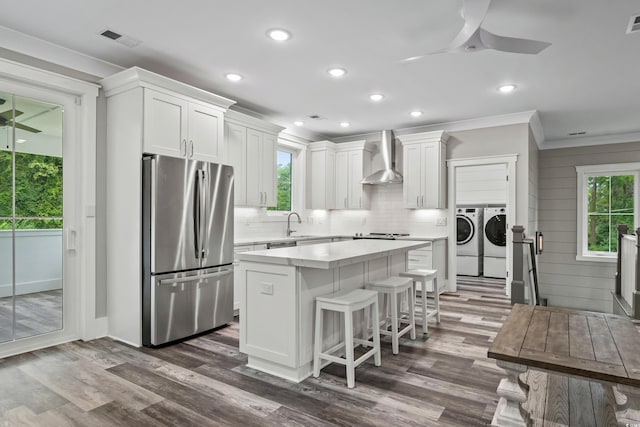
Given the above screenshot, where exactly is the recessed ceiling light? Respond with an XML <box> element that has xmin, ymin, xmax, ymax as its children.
<box><xmin>225</xmin><ymin>73</ymin><xmax>243</xmax><ymax>82</ymax></box>
<box><xmin>410</xmin><ymin>111</ymin><xmax>423</xmax><ymax>118</ymax></box>
<box><xmin>266</xmin><ymin>28</ymin><xmax>291</xmax><ymax>41</ymax></box>
<box><xmin>16</xmin><ymin>139</ymin><xmax>26</xmax><ymax>144</ymax></box>
<box><xmin>339</xmin><ymin>121</ymin><xmax>350</xmax><ymax>128</ymax></box>
<box><xmin>328</xmin><ymin>68</ymin><xmax>347</xmax><ymax>78</ymax></box>
<box><xmin>294</xmin><ymin>121</ymin><xmax>304</xmax><ymax>126</ymax></box>
<box><xmin>369</xmin><ymin>93</ymin><xmax>384</xmax><ymax>102</ymax></box>
<box><xmin>498</xmin><ymin>84</ymin><xmax>517</xmax><ymax>94</ymax></box>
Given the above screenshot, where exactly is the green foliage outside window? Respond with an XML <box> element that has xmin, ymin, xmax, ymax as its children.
<box><xmin>587</xmin><ymin>174</ymin><xmax>634</xmax><ymax>253</ymax></box>
<box><xmin>0</xmin><ymin>151</ymin><xmax>63</xmax><ymax>230</ymax></box>
<box><xmin>268</xmin><ymin>150</ymin><xmax>292</xmax><ymax>212</ymax></box>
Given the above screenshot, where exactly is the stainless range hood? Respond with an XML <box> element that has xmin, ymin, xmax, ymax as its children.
<box><xmin>361</xmin><ymin>130</ymin><xmax>403</xmax><ymax>184</ymax></box>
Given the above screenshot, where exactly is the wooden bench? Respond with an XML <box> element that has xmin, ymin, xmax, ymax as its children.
<box><xmin>488</xmin><ymin>304</ymin><xmax>640</xmax><ymax>426</ymax></box>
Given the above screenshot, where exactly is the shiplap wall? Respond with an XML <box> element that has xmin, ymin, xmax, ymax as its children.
<box><xmin>538</xmin><ymin>140</ymin><xmax>640</xmax><ymax>312</ymax></box>
<box><xmin>455</xmin><ymin>164</ymin><xmax>507</xmax><ymax>205</ymax></box>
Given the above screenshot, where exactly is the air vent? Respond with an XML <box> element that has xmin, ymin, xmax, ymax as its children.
<box><xmin>308</xmin><ymin>114</ymin><xmax>326</xmax><ymax>120</ymax></box>
<box><xmin>100</xmin><ymin>29</ymin><xmax>122</xmax><ymax>40</ymax></box>
<box><xmin>99</xmin><ymin>28</ymin><xmax>142</xmax><ymax>48</ymax></box>
<box><xmin>627</xmin><ymin>14</ymin><xmax>640</xmax><ymax>34</ymax></box>
<box><xmin>568</xmin><ymin>131</ymin><xmax>587</xmax><ymax>136</ymax></box>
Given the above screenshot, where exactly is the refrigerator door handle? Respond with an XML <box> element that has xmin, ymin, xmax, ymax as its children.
<box><xmin>200</xmin><ymin>169</ymin><xmax>207</xmax><ymax>259</ymax></box>
<box><xmin>193</xmin><ymin>169</ymin><xmax>201</xmax><ymax>259</ymax></box>
<box><xmin>158</xmin><ymin>269</ymin><xmax>233</xmax><ymax>285</ymax></box>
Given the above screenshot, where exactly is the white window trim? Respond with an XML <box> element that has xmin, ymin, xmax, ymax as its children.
<box><xmin>265</xmin><ymin>137</ymin><xmax>306</xmax><ymax>219</ymax></box>
<box><xmin>576</xmin><ymin>163</ymin><xmax>640</xmax><ymax>262</ymax></box>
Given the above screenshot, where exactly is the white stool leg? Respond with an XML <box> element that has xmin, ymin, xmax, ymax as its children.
<box><xmin>313</xmin><ymin>304</ymin><xmax>323</xmax><ymax>378</ymax></box>
<box><xmin>408</xmin><ymin>285</ymin><xmax>416</xmax><ymax>340</ymax></box>
<box><xmin>344</xmin><ymin>310</ymin><xmax>355</xmax><ymax>388</ymax></box>
<box><xmin>372</xmin><ymin>299</ymin><xmax>381</xmax><ymax>366</ymax></box>
<box><xmin>433</xmin><ymin>277</ymin><xmax>440</xmax><ymax>323</ymax></box>
<box><xmin>420</xmin><ymin>280</ymin><xmax>428</xmax><ymax>334</ymax></box>
<box><xmin>390</xmin><ymin>290</ymin><xmax>399</xmax><ymax>355</ymax></box>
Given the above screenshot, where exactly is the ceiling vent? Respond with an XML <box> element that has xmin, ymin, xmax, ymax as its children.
<box><xmin>627</xmin><ymin>14</ymin><xmax>640</xmax><ymax>34</ymax></box>
<box><xmin>568</xmin><ymin>131</ymin><xmax>586</xmax><ymax>136</ymax></box>
<box><xmin>308</xmin><ymin>114</ymin><xmax>326</xmax><ymax>120</ymax></box>
<box><xmin>99</xmin><ymin>28</ymin><xmax>142</xmax><ymax>48</ymax></box>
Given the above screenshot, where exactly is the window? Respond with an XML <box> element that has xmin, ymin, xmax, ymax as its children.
<box><xmin>576</xmin><ymin>164</ymin><xmax>640</xmax><ymax>261</ymax></box>
<box><xmin>268</xmin><ymin>149</ymin><xmax>292</xmax><ymax>212</ymax></box>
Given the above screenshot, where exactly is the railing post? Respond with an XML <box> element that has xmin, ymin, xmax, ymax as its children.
<box><xmin>634</xmin><ymin>228</ymin><xmax>640</xmax><ymax>319</ymax></box>
<box><xmin>616</xmin><ymin>224</ymin><xmax>629</xmax><ymax>295</ymax></box>
<box><xmin>511</xmin><ymin>225</ymin><xmax>525</xmax><ymax>305</ymax></box>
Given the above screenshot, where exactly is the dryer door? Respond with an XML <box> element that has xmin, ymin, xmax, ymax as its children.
<box><xmin>457</xmin><ymin>215</ymin><xmax>474</xmax><ymax>245</ymax></box>
<box><xmin>485</xmin><ymin>214</ymin><xmax>507</xmax><ymax>247</ymax></box>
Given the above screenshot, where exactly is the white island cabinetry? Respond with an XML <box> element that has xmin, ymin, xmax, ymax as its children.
<box><xmin>237</xmin><ymin>239</ymin><xmax>430</xmax><ymax>382</ymax></box>
<box><xmin>101</xmin><ymin>67</ymin><xmax>235</xmax><ymax>346</ymax></box>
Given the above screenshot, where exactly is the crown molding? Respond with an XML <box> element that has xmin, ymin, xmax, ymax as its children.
<box><xmin>0</xmin><ymin>25</ymin><xmax>123</xmax><ymax>79</ymax></box>
<box><xmin>541</xmin><ymin>131</ymin><xmax>640</xmax><ymax>150</ymax></box>
<box><xmin>528</xmin><ymin>111</ymin><xmax>545</xmax><ymax>148</ymax></box>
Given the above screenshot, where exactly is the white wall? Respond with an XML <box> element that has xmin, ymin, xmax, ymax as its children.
<box><xmin>538</xmin><ymin>140</ymin><xmax>640</xmax><ymax>312</ymax></box>
<box><xmin>456</xmin><ymin>164</ymin><xmax>507</xmax><ymax>205</ymax></box>
<box><xmin>0</xmin><ymin>229</ymin><xmax>62</xmax><ymax>297</ymax></box>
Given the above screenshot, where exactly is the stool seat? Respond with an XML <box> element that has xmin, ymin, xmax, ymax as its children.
<box><xmin>399</xmin><ymin>269</ymin><xmax>440</xmax><ymax>335</ymax></box>
<box><xmin>366</xmin><ymin>276</ymin><xmax>415</xmax><ymax>355</ymax></box>
<box><xmin>313</xmin><ymin>288</ymin><xmax>381</xmax><ymax>388</ymax></box>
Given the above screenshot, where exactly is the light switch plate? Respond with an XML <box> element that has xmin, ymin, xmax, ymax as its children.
<box><xmin>260</xmin><ymin>282</ymin><xmax>274</xmax><ymax>295</ymax></box>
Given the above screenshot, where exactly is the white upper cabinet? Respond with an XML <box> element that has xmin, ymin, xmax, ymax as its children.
<box><xmin>307</xmin><ymin>140</ymin><xmax>370</xmax><ymax>210</ymax></box>
<box><xmin>307</xmin><ymin>141</ymin><xmax>336</xmax><ymax>209</ymax></box>
<box><xmin>224</xmin><ymin>110</ymin><xmax>283</xmax><ymax>207</ymax></box>
<box><xmin>398</xmin><ymin>131</ymin><xmax>448</xmax><ymax>209</ymax></box>
<box><xmin>102</xmin><ymin>66</ymin><xmax>234</xmax><ymax>163</ymax></box>
<box><xmin>335</xmin><ymin>140</ymin><xmax>371</xmax><ymax>210</ymax></box>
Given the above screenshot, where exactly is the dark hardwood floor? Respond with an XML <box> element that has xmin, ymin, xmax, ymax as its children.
<box><xmin>0</xmin><ymin>278</ymin><xmax>627</xmax><ymax>426</ymax></box>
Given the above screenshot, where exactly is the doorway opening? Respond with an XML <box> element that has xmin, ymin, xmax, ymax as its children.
<box><xmin>447</xmin><ymin>155</ymin><xmax>518</xmax><ymax>296</ymax></box>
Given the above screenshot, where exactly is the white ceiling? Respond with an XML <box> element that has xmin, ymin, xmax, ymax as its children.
<box><xmin>0</xmin><ymin>0</ymin><xmax>639</xmax><ymax>145</ymax></box>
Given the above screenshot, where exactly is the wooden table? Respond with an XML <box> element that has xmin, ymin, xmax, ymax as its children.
<box><xmin>488</xmin><ymin>304</ymin><xmax>640</xmax><ymax>426</ymax></box>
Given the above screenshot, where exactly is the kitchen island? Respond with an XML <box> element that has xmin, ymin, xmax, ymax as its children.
<box><xmin>236</xmin><ymin>239</ymin><xmax>431</xmax><ymax>382</ymax></box>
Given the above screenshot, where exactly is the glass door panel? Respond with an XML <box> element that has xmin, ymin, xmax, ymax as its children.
<box><xmin>0</xmin><ymin>91</ymin><xmax>64</xmax><ymax>343</ymax></box>
<box><xmin>0</xmin><ymin>219</ymin><xmax>13</xmax><ymax>343</ymax></box>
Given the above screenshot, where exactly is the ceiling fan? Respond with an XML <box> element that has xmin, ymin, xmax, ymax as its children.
<box><xmin>403</xmin><ymin>0</ymin><xmax>551</xmax><ymax>62</ymax></box>
<box><xmin>0</xmin><ymin>99</ymin><xmax>42</xmax><ymax>133</ymax></box>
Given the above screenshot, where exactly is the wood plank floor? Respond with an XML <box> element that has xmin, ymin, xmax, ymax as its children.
<box><xmin>0</xmin><ymin>278</ymin><xmax>627</xmax><ymax>426</ymax></box>
<box><xmin>0</xmin><ymin>290</ymin><xmax>62</xmax><ymax>343</ymax></box>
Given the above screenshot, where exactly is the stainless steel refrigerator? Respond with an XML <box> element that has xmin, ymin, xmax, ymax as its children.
<box><xmin>142</xmin><ymin>154</ymin><xmax>234</xmax><ymax>346</ymax></box>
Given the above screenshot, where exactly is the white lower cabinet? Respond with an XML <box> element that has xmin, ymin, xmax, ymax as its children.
<box><xmin>233</xmin><ymin>244</ymin><xmax>267</xmax><ymax>311</ymax></box>
<box><xmin>407</xmin><ymin>240</ymin><xmax>447</xmax><ymax>292</ymax></box>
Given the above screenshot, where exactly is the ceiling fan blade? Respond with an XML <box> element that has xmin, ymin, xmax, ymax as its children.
<box><xmin>0</xmin><ymin>109</ymin><xmax>24</xmax><ymax>121</ymax></box>
<box><xmin>12</xmin><ymin>122</ymin><xmax>42</xmax><ymax>133</ymax></box>
<box><xmin>447</xmin><ymin>0</ymin><xmax>491</xmax><ymax>49</ymax></box>
<box><xmin>479</xmin><ymin>28</ymin><xmax>551</xmax><ymax>54</ymax></box>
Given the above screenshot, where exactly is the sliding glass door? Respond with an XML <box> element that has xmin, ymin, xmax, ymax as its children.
<box><xmin>0</xmin><ymin>91</ymin><xmax>64</xmax><ymax>343</ymax></box>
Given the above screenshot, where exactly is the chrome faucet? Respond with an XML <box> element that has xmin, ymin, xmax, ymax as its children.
<box><xmin>286</xmin><ymin>212</ymin><xmax>302</xmax><ymax>237</ymax></box>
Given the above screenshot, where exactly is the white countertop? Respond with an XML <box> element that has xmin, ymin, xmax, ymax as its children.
<box><xmin>234</xmin><ymin>234</ymin><xmax>447</xmax><ymax>246</ymax></box>
<box><xmin>237</xmin><ymin>239</ymin><xmax>432</xmax><ymax>269</ymax></box>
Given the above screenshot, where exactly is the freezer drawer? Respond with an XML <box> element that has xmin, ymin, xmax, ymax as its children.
<box><xmin>150</xmin><ymin>266</ymin><xmax>233</xmax><ymax>345</ymax></box>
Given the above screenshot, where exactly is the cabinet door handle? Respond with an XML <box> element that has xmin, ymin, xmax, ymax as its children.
<box><xmin>181</xmin><ymin>139</ymin><xmax>187</xmax><ymax>156</ymax></box>
<box><xmin>344</xmin><ymin>197</ymin><xmax>347</xmax><ymax>208</ymax></box>
<box><xmin>416</xmin><ymin>196</ymin><xmax>419</xmax><ymax>207</ymax></box>
<box><xmin>359</xmin><ymin>197</ymin><xmax>361</xmax><ymax>208</ymax></box>
<box><xmin>189</xmin><ymin>141</ymin><xmax>194</xmax><ymax>158</ymax></box>
<box><xmin>421</xmin><ymin>195</ymin><xmax>424</xmax><ymax>207</ymax></box>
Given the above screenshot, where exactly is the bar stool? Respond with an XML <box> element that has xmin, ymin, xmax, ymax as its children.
<box><xmin>313</xmin><ymin>288</ymin><xmax>381</xmax><ymax>388</ymax></box>
<box><xmin>366</xmin><ymin>276</ymin><xmax>415</xmax><ymax>355</ymax></box>
<box><xmin>399</xmin><ymin>269</ymin><xmax>440</xmax><ymax>335</ymax></box>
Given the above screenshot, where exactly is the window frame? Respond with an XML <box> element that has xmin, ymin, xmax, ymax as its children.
<box><xmin>265</xmin><ymin>137</ymin><xmax>305</xmax><ymax>218</ymax></box>
<box><xmin>576</xmin><ymin>163</ymin><xmax>640</xmax><ymax>262</ymax></box>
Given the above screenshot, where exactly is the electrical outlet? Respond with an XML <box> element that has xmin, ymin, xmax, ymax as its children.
<box><xmin>436</xmin><ymin>217</ymin><xmax>447</xmax><ymax>226</ymax></box>
<box><xmin>260</xmin><ymin>282</ymin><xmax>273</xmax><ymax>295</ymax></box>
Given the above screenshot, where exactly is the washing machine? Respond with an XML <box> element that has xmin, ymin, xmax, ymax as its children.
<box><xmin>456</xmin><ymin>208</ymin><xmax>483</xmax><ymax>276</ymax></box>
<box><xmin>484</xmin><ymin>207</ymin><xmax>507</xmax><ymax>278</ymax></box>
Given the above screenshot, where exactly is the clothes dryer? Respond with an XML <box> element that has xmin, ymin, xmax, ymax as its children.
<box><xmin>483</xmin><ymin>207</ymin><xmax>507</xmax><ymax>278</ymax></box>
<box><xmin>456</xmin><ymin>208</ymin><xmax>483</xmax><ymax>276</ymax></box>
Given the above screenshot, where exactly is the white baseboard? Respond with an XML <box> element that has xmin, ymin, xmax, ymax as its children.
<box><xmin>0</xmin><ymin>279</ymin><xmax>62</xmax><ymax>298</ymax></box>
